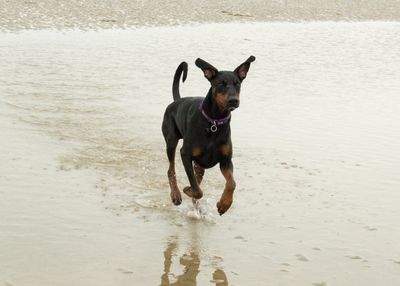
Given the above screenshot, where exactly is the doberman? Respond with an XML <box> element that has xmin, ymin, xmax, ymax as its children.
<box><xmin>162</xmin><ymin>56</ymin><xmax>255</xmax><ymax>215</ymax></box>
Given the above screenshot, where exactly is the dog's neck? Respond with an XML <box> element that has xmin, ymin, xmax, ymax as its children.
<box><xmin>202</xmin><ymin>88</ymin><xmax>231</xmax><ymax>120</ymax></box>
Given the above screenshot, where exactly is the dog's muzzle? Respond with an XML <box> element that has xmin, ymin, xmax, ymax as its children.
<box><xmin>227</xmin><ymin>98</ymin><xmax>240</xmax><ymax>111</ymax></box>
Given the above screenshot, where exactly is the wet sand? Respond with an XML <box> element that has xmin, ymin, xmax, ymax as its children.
<box><xmin>1</xmin><ymin>0</ymin><xmax>400</xmax><ymax>31</ymax></box>
<box><xmin>1</xmin><ymin>2</ymin><xmax>400</xmax><ymax>286</ymax></box>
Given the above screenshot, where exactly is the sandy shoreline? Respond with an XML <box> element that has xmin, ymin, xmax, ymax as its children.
<box><xmin>1</xmin><ymin>0</ymin><xmax>400</xmax><ymax>32</ymax></box>
<box><xmin>1</xmin><ymin>1</ymin><xmax>400</xmax><ymax>285</ymax></box>
<box><xmin>1</xmin><ymin>23</ymin><xmax>400</xmax><ymax>285</ymax></box>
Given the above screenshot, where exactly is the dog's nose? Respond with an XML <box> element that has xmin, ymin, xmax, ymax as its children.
<box><xmin>228</xmin><ymin>98</ymin><xmax>239</xmax><ymax>107</ymax></box>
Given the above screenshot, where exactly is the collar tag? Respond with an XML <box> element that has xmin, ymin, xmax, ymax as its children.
<box><xmin>210</xmin><ymin>123</ymin><xmax>218</xmax><ymax>132</ymax></box>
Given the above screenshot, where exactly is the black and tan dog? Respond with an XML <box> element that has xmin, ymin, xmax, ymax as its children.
<box><xmin>162</xmin><ymin>56</ymin><xmax>255</xmax><ymax>215</ymax></box>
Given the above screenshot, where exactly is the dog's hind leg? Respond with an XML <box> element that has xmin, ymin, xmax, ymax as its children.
<box><xmin>166</xmin><ymin>137</ymin><xmax>182</xmax><ymax>205</ymax></box>
<box><xmin>162</xmin><ymin>116</ymin><xmax>182</xmax><ymax>205</ymax></box>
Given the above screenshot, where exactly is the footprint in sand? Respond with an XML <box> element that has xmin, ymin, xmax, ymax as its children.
<box><xmin>117</xmin><ymin>268</ymin><xmax>134</xmax><ymax>274</ymax></box>
<box><xmin>346</xmin><ymin>255</ymin><xmax>362</xmax><ymax>260</ymax></box>
<box><xmin>234</xmin><ymin>235</ymin><xmax>247</xmax><ymax>242</ymax></box>
<box><xmin>296</xmin><ymin>254</ymin><xmax>309</xmax><ymax>262</ymax></box>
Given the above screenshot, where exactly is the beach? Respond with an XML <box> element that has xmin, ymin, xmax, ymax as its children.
<box><xmin>1</xmin><ymin>2</ymin><xmax>400</xmax><ymax>286</ymax></box>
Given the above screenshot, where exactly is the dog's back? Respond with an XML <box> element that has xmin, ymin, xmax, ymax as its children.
<box><xmin>163</xmin><ymin>96</ymin><xmax>202</xmax><ymax>139</ymax></box>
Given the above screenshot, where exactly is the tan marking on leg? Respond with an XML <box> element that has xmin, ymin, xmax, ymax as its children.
<box><xmin>183</xmin><ymin>186</ymin><xmax>203</xmax><ymax>199</ymax></box>
<box><xmin>168</xmin><ymin>161</ymin><xmax>181</xmax><ymax>205</ymax></box>
<box><xmin>184</xmin><ymin>162</ymin><xmax>205</xmax><ymax>203</ymax></box>
<box><xmin>217</xmin><ymin>168</ymin><xmax>236</xmax><ymax>215</ymax></box>
<box><xmin>194</xmin><ymin>162</ymin><xmax>205</xmax><ymax>184</ymax></box>
<box><xmin>220</xmin><ymin>144</ymin><xmax>230</xmax><ymax>156</ymax></box>
<box><xmin>192</xmin><ymin>147</ymin><xmax>202</xmax><ymax>157</ymax></box>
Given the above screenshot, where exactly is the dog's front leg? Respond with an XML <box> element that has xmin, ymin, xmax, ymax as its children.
<box><xmin>217</xmin><ymin>159</ymin><xmax>236</xmax><ymax>215</ymax></box>
<box><xmin>180</xmin><ymin>148</ymin><xmax>203</xmax><ymax>200</ymax></box>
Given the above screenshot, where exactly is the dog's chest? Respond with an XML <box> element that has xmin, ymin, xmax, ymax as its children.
<box><xmin>193</xmin><ymin>140</ymin><xmax>229</xmax><ymax>169</ymax></box>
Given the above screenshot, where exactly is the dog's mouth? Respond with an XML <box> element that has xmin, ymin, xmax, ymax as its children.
<box><xmin>227</xmin><ymin>98</ymin><xmax>240</xmax><ymax>111</ymax></box>
<box><xmin>227</xmin><ymin>102</ymin><xmax>240</xmax><ymax>111</ymax></box>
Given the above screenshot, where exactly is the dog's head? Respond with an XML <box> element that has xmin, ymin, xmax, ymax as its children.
<box><xmin>195</xmin><ymin>56</ymin><xmax>255</xmax><ymax>112</ymax></box>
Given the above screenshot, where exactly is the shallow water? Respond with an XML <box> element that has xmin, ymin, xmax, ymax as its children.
<box><xmin>1</xmin><ymin>22</ymin><xmax>400</xmax><ymax>285</ymax></box>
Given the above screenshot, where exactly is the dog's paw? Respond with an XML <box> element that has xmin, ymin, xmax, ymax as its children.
<box><xmin>170</xmin><ymin>190</ymin><xmax>182</xmax><ymax>206</ymax></box>
<box><xmin>216</xmin><ymin>198</ymin><xmax>233</xmax><ymax>215</ymax></box>
<box><xmin>183</xmin><ymin>186</ymin><xmax>203</xmax><ymax>199</ymax></box>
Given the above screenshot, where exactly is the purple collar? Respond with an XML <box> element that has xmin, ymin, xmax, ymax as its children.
<box><xmin>199</xmin><ymin>101</ymin><xmax>231</xmax><ymax>132</ymax></box>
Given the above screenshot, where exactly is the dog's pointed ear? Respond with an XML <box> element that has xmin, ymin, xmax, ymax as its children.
<box><xmin>195</xmin><ymin>58</ymin><xmax>218</xmax><ymax>81</ymax></box>
<box><xmin>234</xmin><ymin>55</ymin><xmax>256</xmax><ymax>81</ymax></box>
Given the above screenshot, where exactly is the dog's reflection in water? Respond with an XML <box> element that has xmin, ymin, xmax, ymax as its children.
<box><xmin>160</xmin><ymin>241</ymin><xmax>228</xmax><ymax>286</ymax></box>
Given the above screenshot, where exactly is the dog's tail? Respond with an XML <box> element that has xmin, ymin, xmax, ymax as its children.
<box><xmin>172</xmin><ymin>62</ymin><xmax>188</xmax><ymax>101</ymax></box>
